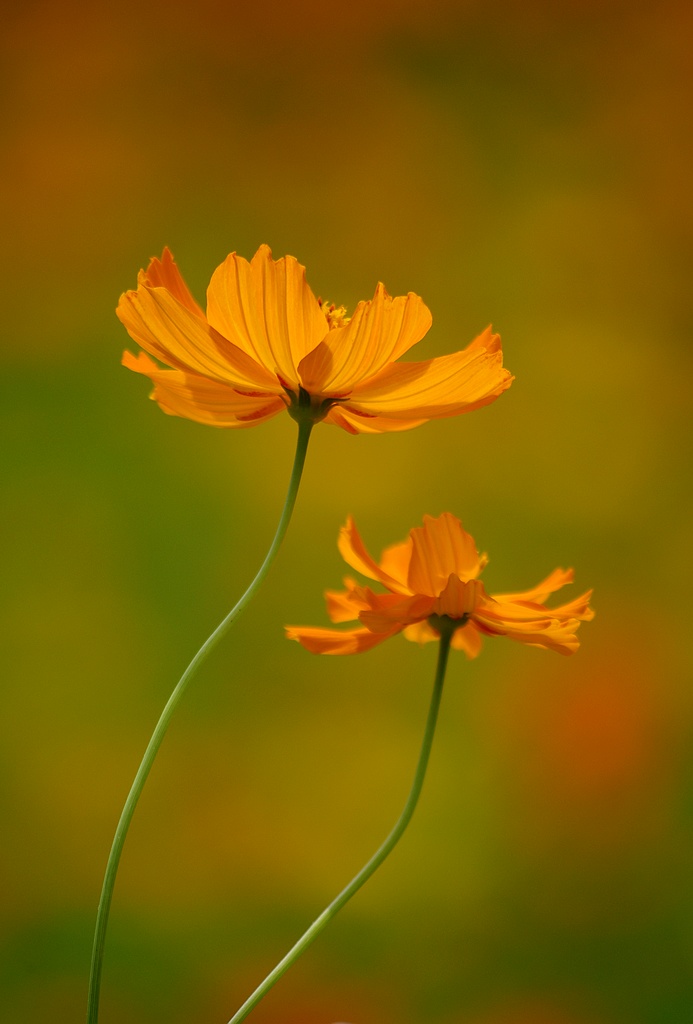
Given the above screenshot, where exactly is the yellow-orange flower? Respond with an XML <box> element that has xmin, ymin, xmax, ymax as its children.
<box><xmin>117</xmin><ymin>245</ymin><xmax>513</xmax><ymax>433</ymax></box>
<box><xmin>286</xmin><ymin>513</ymin><xmax>594</xmax><ymax>656</ymax></box>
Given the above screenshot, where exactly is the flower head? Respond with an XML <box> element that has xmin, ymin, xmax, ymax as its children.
<box><xmin>286</xmin><ymin>513</ymin><xmax>593</xmax><ymax>656</ymax></box>
<box><xmin>118</xmin><ymin>246</ymin><xmax>512</xmax><ymax>433</ymax></box>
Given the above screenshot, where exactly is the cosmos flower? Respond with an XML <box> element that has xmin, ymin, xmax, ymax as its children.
<box><xmin>286</xmin><ymin>513</ymin><xmax>593</xmax><ymax>656</ymax></box>
<box><xmin>118</xmin><ymin>245</ymin><xmax>512</xmax><ymax>433</ymax></box>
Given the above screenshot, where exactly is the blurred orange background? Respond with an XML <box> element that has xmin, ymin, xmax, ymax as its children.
<box><xmin>2</xmin><ymin>1</ymin><xmax>692</xmax><ymax>1022</ymax></box>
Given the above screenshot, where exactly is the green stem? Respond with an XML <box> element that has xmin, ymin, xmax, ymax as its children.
<box><xmin>227</xmin><ymin>623</ymin><xmax>455</xmax><ymax>1024</ymax></box>
<box><xmin>87</xmin><ymin>417</ymin><xmax>314</xmax><ymax>1024</ymax></box>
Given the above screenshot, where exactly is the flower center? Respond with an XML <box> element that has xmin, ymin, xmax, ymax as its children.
<box><xmin>318</xmin><ymin>298</ymin><xmax>350</xmax><ymax>330</ymax></box>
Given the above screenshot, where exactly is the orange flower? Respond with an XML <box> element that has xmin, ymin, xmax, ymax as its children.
<box><xmin>118</xmin><ymin>246</ymin><xmax>512</xmax><ymax>433</ymax></box>
<box><xmin>286</xmin><ymin>513</ymin><xmax>594</xmax><ymax>656</ymax></box>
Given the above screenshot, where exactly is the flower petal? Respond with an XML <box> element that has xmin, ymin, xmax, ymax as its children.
<box><xmin>322</xmin><ymin>405</ymin><xmax>428</xmax><ymax>434</ymax></box>
<box><xmin>408</xmin><ymin>514</ymin><xmax>485</xmax><ymax>596</ymax></box>
<box><xmin>285</xmin><ymin>624</ymin><xmax>398</xmax><ymax>655</ymax></box>
<box><xmin>402</xmin><ymin>620</ymin><xmax>439</xmax><ymax>645</ymax></box>
<box><xmin>206</xmin><ymin>245</ymin><xmax>327</xmax><ymax>388</ymax></box>
<box><xmin>122</xmin><ymin>351</ymin><xmax>285</xmax><ymax>427</ymax></box>
<box><xmin>540</xmin><ymin>589</ymin><xmax>595</xmax><ymax>622</ymax></box>
<box><xmin>473</xmin><ymin>585</ymin><xmax>593</xmax><ymax>656</ymax></box>
<box><xmin>337</xmin><ymin>516</ymin><xmax>412</xmax><ymax>595</ymax></box>
<box><xmin>140</xmin><ymin>249</ymin><xmax>205</xmax><ymax>317</ymax></box>
<box><xmin>298</xmin><ymin>284</ymin><xmax>432</xmax><ymax>394</ymax></box>
<box><xmin>451</xmin><ymin>622</ymin><xmax>483</xmax><ymax>658</ymax></box>
<box><xmin>495</xmin><ymin>567</ymin><xmax>575</xmax><ymax>604</ymax></box>
<box><xmin>480</xmin><ymin>589</ymin><xmax>594</xmax><ymax>626</ymax></box>
<box><xmin>325</xmin><ymin>578</ymin><xmax>379</xmax><ymax>623</ymax></box>
<box><xmin>358</xmin><ymin>593</ymin><xmax>435</xmax><ymax>633</ymax></box>
<box><xmin>378</xmin><ymin>538</ymin><xmax>414</xmax><ymax>588</ymax></box>
<box><xmin>118</xmin><ymin>278</ymin><xmax>280</xmax><ymax>392</ymax></box>
<box><xmin>474</xmin><ymin>612</ymin><xmax>586</xmax><ymax>655</ymax></box>
<box><xmin>347</xmin><ymin>327</ymin><xmax>513</xmax><ymax>420</ymax></box>
<box><xmin>434</xmin><ymin>575</ymin><xmax>484</xmax><ymax>619</ymax></box>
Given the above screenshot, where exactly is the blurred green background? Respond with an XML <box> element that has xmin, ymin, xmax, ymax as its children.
<box><xmin>2</xmin><ymin>1</ymin><xmax>692</xmax><ymax>1022</ymax></box>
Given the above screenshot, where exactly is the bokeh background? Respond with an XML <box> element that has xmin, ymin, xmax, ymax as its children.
<box><xmin>2</xmin><ymin>1</ymin><xmax>692</xmax><ymax>1022</ymax></box>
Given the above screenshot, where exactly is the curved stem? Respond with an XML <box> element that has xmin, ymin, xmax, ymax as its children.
<box><xmin>227</xmin><ymin>625</ymin><xmax>454</xmax><ymax>1024</ymax></box>
<box><xmin>87</xmin><ymin>418</ymin><xmax>314</xmax><ymax>1024</ymax></box>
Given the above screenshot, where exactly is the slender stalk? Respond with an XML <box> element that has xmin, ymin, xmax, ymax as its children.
<box><xmin>227</xmin><ymin>623</ymin><xmax>455</xmax><ymax>1024</ymax></box>
<box><xmin>87</xmin><ymin>417</ymin><xmax>314</xmax><ymax>1024</ymax></box>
